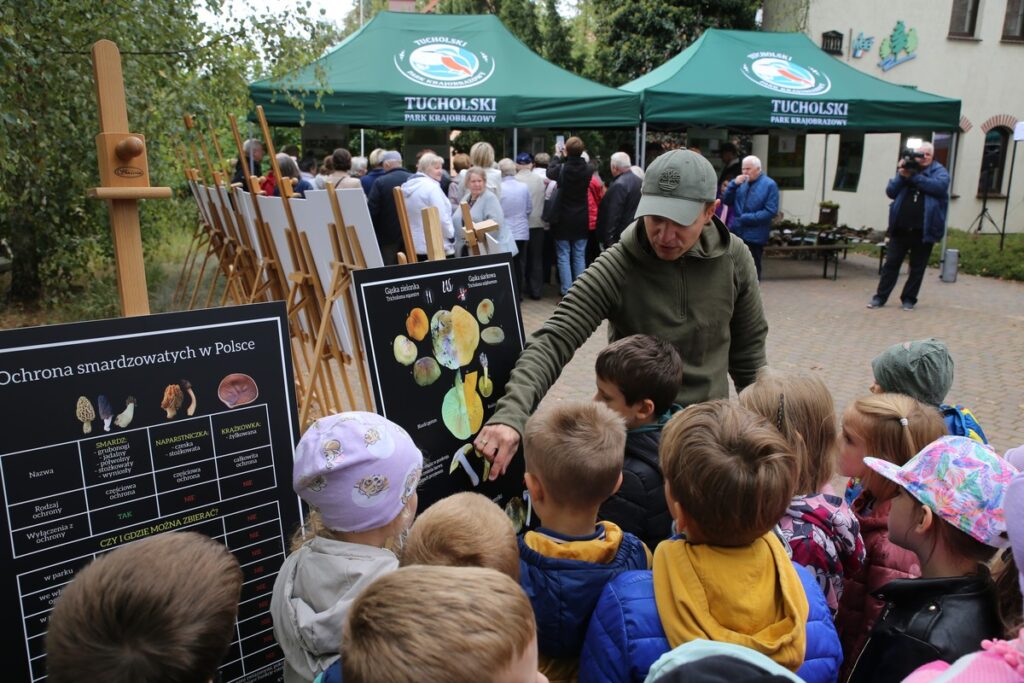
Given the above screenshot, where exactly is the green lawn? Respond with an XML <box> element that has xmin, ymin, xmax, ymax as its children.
<box><xmin>849</xmin><ymin>229</ymin><xmax>1024</xmax><ymax>281</ymax></box>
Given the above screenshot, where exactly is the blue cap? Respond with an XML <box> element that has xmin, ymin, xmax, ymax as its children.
<box><xmin>515</xmin><ymin>152</ymin><xmax>533</xmax><ymax>165</ymax></box>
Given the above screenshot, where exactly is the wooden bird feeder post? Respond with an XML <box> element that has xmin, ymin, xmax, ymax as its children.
<box><xmin>87</xmin><ymin>40</ymin><xmax>172</xmax><ymax>316</ymax></box>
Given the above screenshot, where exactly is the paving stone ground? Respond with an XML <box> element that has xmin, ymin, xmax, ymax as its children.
<box><xmin>523</xmin><ymin>252</ymin><xmax>1024</xmax><ymax>454</ymax></box>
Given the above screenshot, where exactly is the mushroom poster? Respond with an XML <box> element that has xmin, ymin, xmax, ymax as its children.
<box><xmin>0</xmin><ymin>302</ymin><xmax>300</xmax><ymax>683</ymax></box>
<box><xmin>352</xmin><ymin>253</ymin><xmax>528</xmax><ymax>526</ymax></box>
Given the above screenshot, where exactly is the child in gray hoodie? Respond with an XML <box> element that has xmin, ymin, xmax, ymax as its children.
<box><xmin>271</xmin><ymin>412</ymin><xmax>422</xmax><ymax>682</ymax></box>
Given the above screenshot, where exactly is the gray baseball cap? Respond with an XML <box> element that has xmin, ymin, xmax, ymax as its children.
<box><xmin>635</xmin><ymin>150</ymin><xmax>718</xmax><ymax>226</ymax></box>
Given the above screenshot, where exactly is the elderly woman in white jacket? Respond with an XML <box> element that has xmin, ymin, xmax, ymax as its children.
<box><xmin>401</xmin><ymin>152</ymin><xmax>456</xmax><ymax>258</ymax></box>
<box><xmin>454</xmin><ymin>166</ymin><xmax>517</xmax><ymax>257</ymax></box>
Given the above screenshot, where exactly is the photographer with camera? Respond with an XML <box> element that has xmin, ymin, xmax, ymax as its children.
<box><xmin>867</xmin><ymin>141</ymin><xmax>949</xmax><ymax>311</ymax></box>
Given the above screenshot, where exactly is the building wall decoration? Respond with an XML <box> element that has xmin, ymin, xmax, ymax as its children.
<box><xmin>851</xmin><ymin>32</ymin><xmax>875</xmax><ymax>58</ymax></box>
<box><xmin>878</xmin><ymin>20</ymin><xmax>919</xmax><ymax>71</ymax></box>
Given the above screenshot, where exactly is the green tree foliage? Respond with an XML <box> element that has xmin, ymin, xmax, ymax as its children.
<box><xmin>499</xmin><ymin>0</ymin><xmax>542</xmax><ymax>54</ymax></box>
<box><xmin>0</xmin><ymin>0</ymin><xmax>339</xmax><ymax>307</ymax></box>
<box><xmin>434</xmin><ymin>0</ymin><xmax>500</xmax><ymax>14</ymax></box>
<box><xmin>341</xmin><ymin>0</ymin><xmax>390</xmax><ymax>40</ymax></box>
<box><xmin>541</xmin><ymin>0</ymin><xmax>576</xmax><ymax>71</ymax></box>
<box><xmin>585</xmin><ymin>0</ymin><xmax>759</xmax><ymax>86</ymax></box>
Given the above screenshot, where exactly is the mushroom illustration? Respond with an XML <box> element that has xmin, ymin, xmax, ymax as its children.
<box><xmin>114</xmin><ymin>396</ymin><xmax>136</xmax><ymax>429</ymax></box>
<box><xmin>217</xmin><ymin>373</ymin><xmax>258</xmax><ymax>409</ymax></box>
<box><xmin>179</xmin><ymin>379</ymin><xmax>197</xmax><ymax>417</ymax></box>
<box><xmin>160</xmin><ymin>384</ymin><xmax>184</xmax><ymax>419</ymax></box>
<box><xmin>76</xmin><ymin>396</ymin><xmax>95</xmax><ymax>434</ymax></box>
<box><xmin>448</xmin><ymin>443</ymin><xmax>480</xmax><ymax>487</ymax></box>
<box><xmin>97</xmin><ymin>395</ymin><xmax>114</xmax><ymax>431</ymax></box>
<box><xmin>478</xmin><ymin>353</ymin><xmax>493</xmax><ymax>398</ymax></box>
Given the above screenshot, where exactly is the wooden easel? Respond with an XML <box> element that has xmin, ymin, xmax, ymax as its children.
<box><xmin>87</xmin><ymin>40</ymin><xmax>171</xmax><ymax>316</ymax></box>
<box><xmin>459</xmin><ymin>201</ymin><xmax>499</xmax><ymax>255</ymax></box>
<box><xmin>203</xmin><ymin>117</ymin><xmax>258</xmax><ymax>301</ymax></box>
<box><xmin>392</xmin><ymin>186</ymin><xmax>418</xmax><ymax>264</ymax></box>
<box><xmin>253</xmin><ymin>106</ymin><xmax>325</xmax><ymax>413</ymax></box>
<box><xmin>298</xmin><ymin>188</ymin><xmax>377</xmax><ymax>425</ymax></box>
<box><xmin>192</xmin><ymin>115</ymin><xmax>258</xmax><ymax>306</ymax></box>
<box><xmin>172</xmin><ymin>139</ymin><xmax>212</xmax><ymax>307</ymax></box>
<box><xmin>183</xmin><ymin>114</ymin><xmax>246</xmax><ymax>309</ymax></box>
<box><xmin>227</xmin><ymin>113</ymin><xmax>288</xmax><ymax>304</ymax></box>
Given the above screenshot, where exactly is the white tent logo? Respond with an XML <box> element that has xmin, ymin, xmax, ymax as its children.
<box><xmin>742</xmin><ymin>54</ymin><xmax>831</xmax><ymax>96</ymax></box>
<box><xmin>395</xmin><ymin>39</ymin><xmax>496</xmax><ymax>89</ymax></box>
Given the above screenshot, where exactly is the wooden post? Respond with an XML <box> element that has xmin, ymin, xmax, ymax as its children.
<box><xmin>458</xmin><ymin>201</ymin><xmax>499</xmax><ymax>256</ymax></box>
<box><xmin>392</xmin><ymin>186</ymin><xmax>417</xmax><ymax>263</ymax></box>
<box><xmin>88</xmin><ymin>40</ymin><xmax>171</xmax><ymax>316</ymax></box>
<box><xmin>421</xmin><ymin>206</ymin><xmax>447</xmax><ymax>261</ymax></box>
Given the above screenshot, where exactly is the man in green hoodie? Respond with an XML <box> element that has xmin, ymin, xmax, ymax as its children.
<box><xmin>474</xmin><ymin>149</ymin><xmax>768</xmax><ymax>481</ymax></box>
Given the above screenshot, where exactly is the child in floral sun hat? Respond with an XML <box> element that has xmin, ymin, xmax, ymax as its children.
<box><xmin>271</xmin><ymin>412</ymin><xmax>423</xmax><ymax>683</ymax></box>
<box><xmin>902</xmin><ymin>466</ymin><xmax>1024</xmax><ymax>682</ymax></box>
<box><xmin>846</xmin><ymin>435</ymin><xmax>1018</xmax><ymax>683</ymax></box>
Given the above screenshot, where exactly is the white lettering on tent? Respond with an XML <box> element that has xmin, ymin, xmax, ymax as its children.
<box><xmin>771</xmin><ymin>99</ymin><xmax>848</xmax><ymax>117</ymax></box>
<box><xmin>414</xmin><ymin>36</ymin><xmax>468</xmax><ymax>47</ymax></box>
<box><xmin>769</xmin><ymin>99</ymin><xmax>849</xmax><ymax>127</ymax></box>
<box><xmin>403</xmin><ymin>97</ymin><xmax>497</xmax><ymax>112</ymax></box>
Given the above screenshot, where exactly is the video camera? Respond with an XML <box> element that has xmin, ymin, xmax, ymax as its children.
<box><xmin>901</xmin><ymin>148</ymin><xmax>926</xmax><ymax>173</ymax></box>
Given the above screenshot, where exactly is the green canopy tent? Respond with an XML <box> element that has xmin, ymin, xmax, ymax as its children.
<box><xmin>249</xmin><ymin>12</ymin><xmax>640</xmax><ymax>130</ymax></box>
<box><xmin>622</xmin><ymin>29</ymin><xmax>963</xmax><ymax>256</ymax></box>
<box><xmin>621</xmin><ymin>28</ymin><xmax>960</xmax><ymax>134</ymax></box>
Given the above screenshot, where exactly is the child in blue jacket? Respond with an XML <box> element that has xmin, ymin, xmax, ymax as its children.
<box><xmin>578</xmin><ymin>401</ymin><xmax>843</xmax><ymax>683</ymax></box>
<box><xmin>520</xmin><ymin>401</ymin><xmax>651</xmax><ymax>682</ymax></box>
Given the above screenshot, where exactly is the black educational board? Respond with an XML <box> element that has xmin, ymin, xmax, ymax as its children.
<box><xmin>352</xmin><ymin>253</ymin><xmax>529</xmax><ymax>527</ymax></box>
<box><xmin>0</xmin><ymin>302</ymin><xmax>300</xmax><ymax>683</ymax></box>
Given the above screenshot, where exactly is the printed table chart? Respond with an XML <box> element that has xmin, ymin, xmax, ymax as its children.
<box><xmin>0</xmin><ymin>303</ymin><xmax>301</xmax><ymax>683</ymax></box>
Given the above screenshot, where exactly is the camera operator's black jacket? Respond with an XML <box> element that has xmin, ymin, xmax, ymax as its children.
<box><xmin>885</xmin><ymin>161</ymin><xmax>950</xmax><ymax>244</ymax></box>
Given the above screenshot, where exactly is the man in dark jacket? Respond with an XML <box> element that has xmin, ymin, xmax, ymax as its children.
<box><xmin>366</xmin><ymin>151</ymin><xmax>411</xmax><ymax>265</ymax></box>
<box><xmin>868</xmin><ymin>142</ymin><xmax>949</xmax><ymax>311</ymax></box>
<box><xmin>360</xmin><ymin>148</ymin><xmax>386</xmax><ymax>195</ymax></box>
<box><xmin>596</xmin><ymin>152</ymin><xmax>643</xmax><ymax>247</ymax></box>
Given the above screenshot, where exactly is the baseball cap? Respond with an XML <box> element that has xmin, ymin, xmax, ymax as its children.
<box><xmin>635</xmin><ymin>149</ymin><xmax>718</xmax><ymax>227</ymax></box>
<box><xmin>515</xmin><ymin>152</ymin><xmax>533</xmax><ymax>165</ymax></box>
<box><xmin>864</xmin><ymin>435</ymin><xmax>1018</xmax><ymax>548</ymax></box>
<box><xmin>292</xmin><ymin>411</ymin><xmax>423</xmax><ymax>533</ymax></box>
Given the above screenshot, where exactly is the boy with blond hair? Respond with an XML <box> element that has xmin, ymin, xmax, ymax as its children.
<box><xmin>594</xmin><ymin>334</ymin><xmax>683</xmax><ymax>550</ymax></box>
<box><xmin>46</xmin><ymin>531</ymin><xmax>243</xmax><ymax>683</ymax></box>
<box><xmin>581</xmin><ymin>401</ymin><xmax>844</xmax><ymax>683</ymax></box>
<box><xmin>343</xmin><ymin>565</ymin><xmax>548</xmax><ymax>683</ymax></box>
<box><xmin>520</xmin><ymin>400</ymin><xmax>651</xmax><ymax>681</ymax></box>
<box><xmin>318</xmin><ymin>491</ymin><xmax>523</xmax><ymax>683</ymax></box>
<box><xmin>401</xmin><ymin>491</ymin><xmax>520</xmax><ymax>580</ymax></box>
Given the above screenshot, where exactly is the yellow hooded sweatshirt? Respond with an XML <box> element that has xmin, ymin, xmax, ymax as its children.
<box><xmin>652</xmin><ymin>532</ymin><xmax>808</xmax><ymax>672</ymax></box>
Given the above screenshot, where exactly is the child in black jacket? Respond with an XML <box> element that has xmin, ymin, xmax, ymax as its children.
<box><xmin>594</xmin><ymin>334</ymin><xmax>683</xmax><ymax>552</ymax></box>
<box><xmin>847</xmin><ymin>436</ymin><xmax>1014</xmax><ymax>683</ymax></box>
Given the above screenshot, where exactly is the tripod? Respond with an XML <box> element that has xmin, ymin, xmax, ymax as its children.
<box><xmin>969</xmin><ymin>163</ymin><xmax>1000</xmax><ymax>234</ymax></box>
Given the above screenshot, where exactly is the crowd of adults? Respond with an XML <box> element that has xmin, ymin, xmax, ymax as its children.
<box><xmin>228</xmin><ymin>134</ymin><xmax>937</xmax><ymax>309</ymax></box>
<box><xmin>230</xmin><ymin>135</ymin><xmax>788</xmax><ymax>300</ymax></box>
